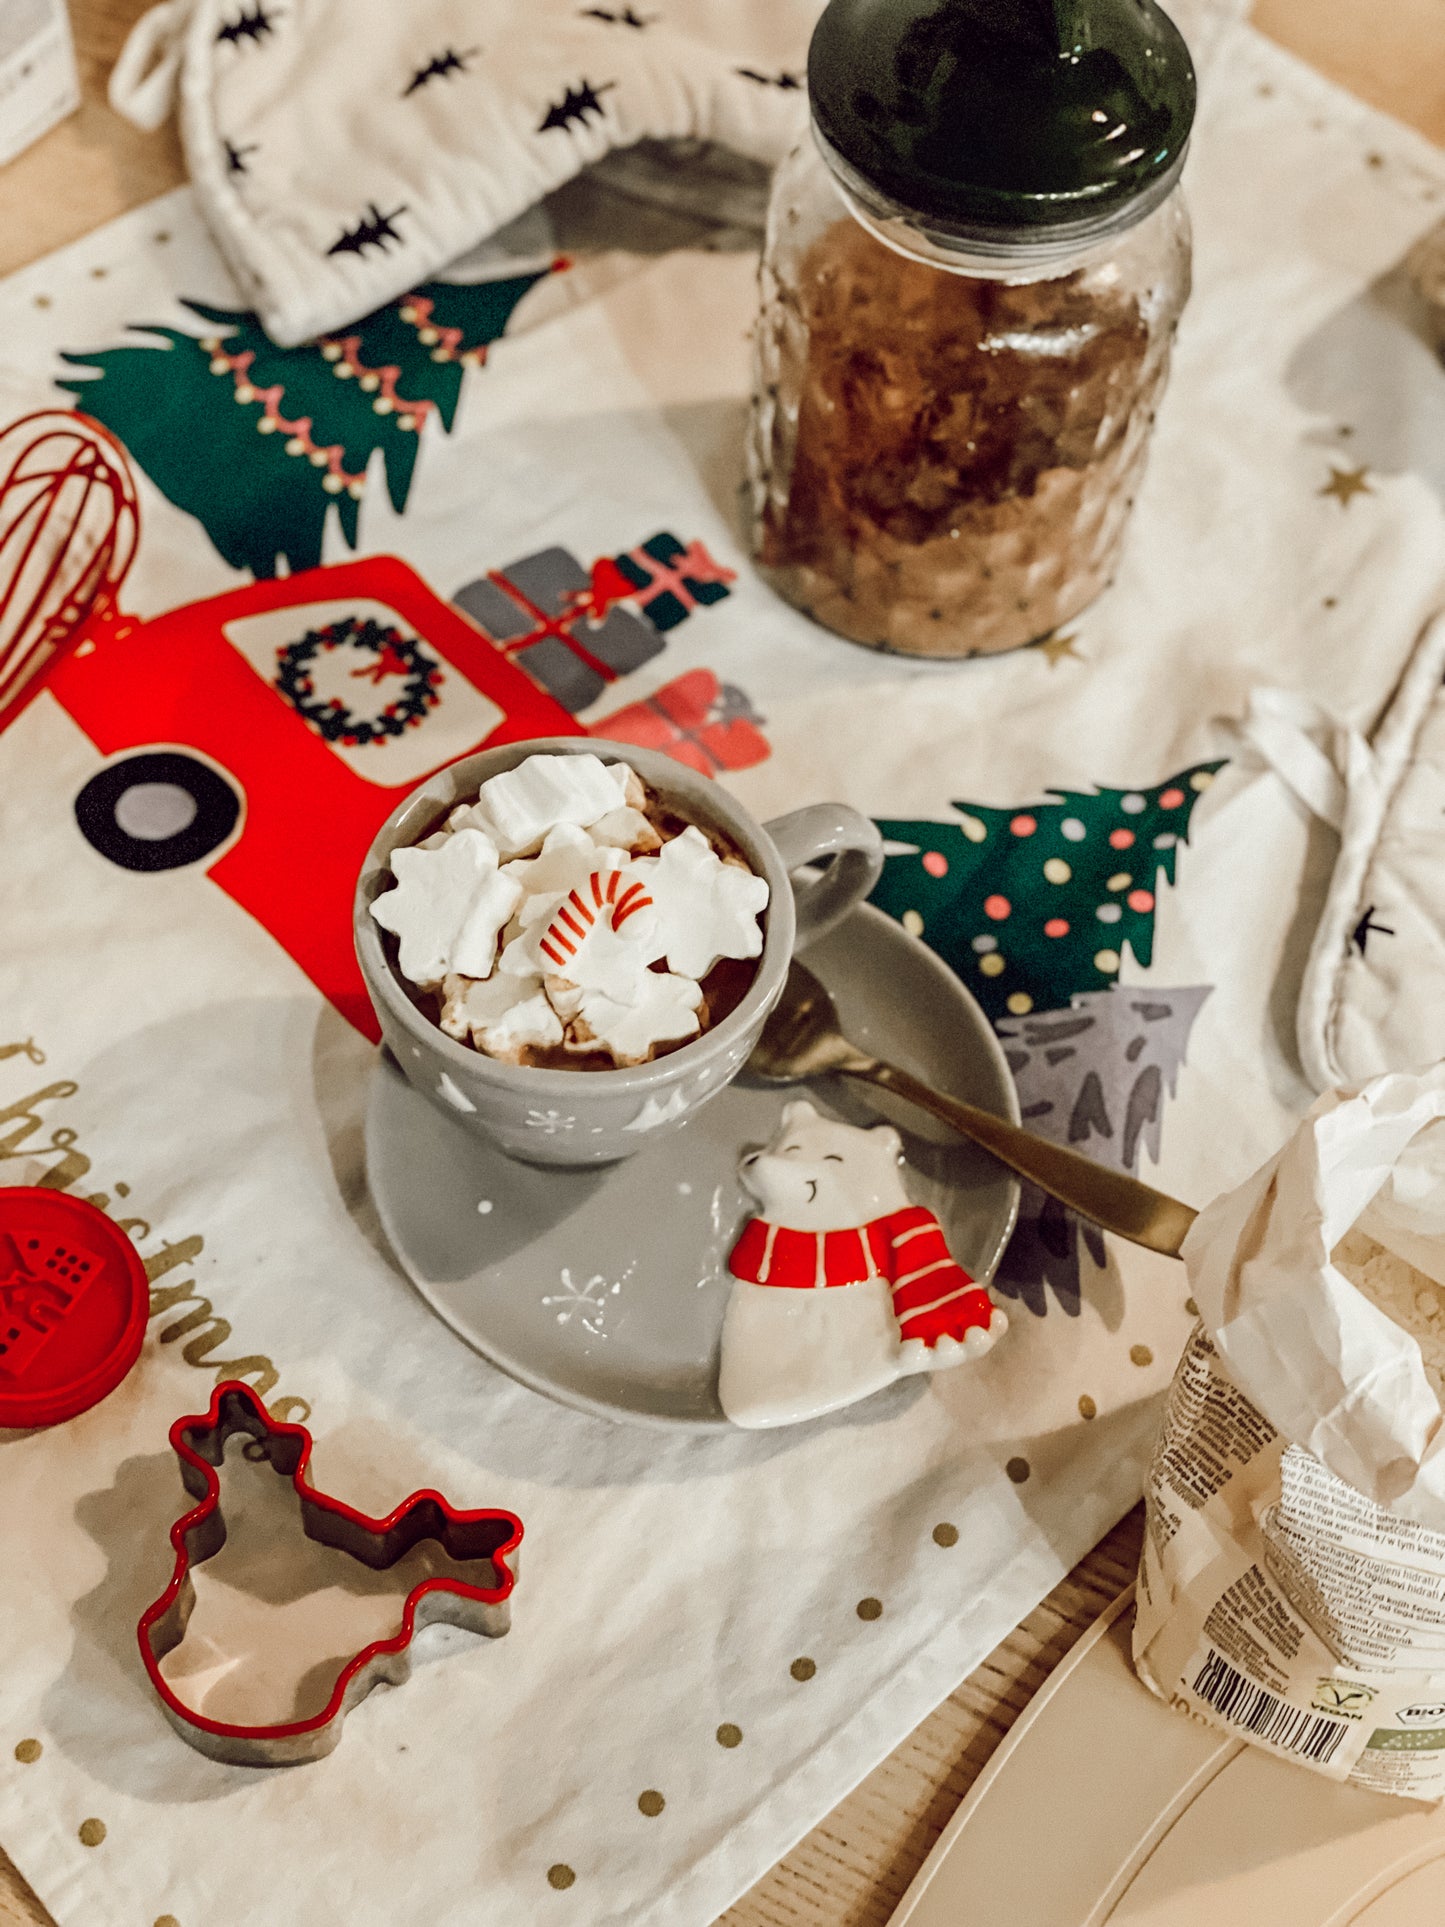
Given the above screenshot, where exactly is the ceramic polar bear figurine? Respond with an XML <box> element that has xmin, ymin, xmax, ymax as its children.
<box><xmin>718</xmin><ymin>1100</ymin><xmax>1008</xmax><ymax>1429</ymax></box>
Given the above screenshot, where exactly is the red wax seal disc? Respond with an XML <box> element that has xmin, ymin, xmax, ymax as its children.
<box><xmin>0</xmin><ymin>1188</ymin><xmax>148</xmax><ymax>1428</ymax></box>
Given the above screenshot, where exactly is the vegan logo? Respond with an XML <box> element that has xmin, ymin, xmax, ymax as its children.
<box><xmin>1312</xmin><ymin>1679</ymin><xmax>1376</xmax><ymax>1719</ymax></box>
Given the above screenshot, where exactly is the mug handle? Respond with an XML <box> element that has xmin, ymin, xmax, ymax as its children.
<box><xmin>764</xmin><ymin>805</ymin><xmax>885</xmax><ymax>950</ymax></box>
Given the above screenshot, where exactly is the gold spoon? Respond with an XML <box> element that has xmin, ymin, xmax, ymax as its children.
<box><xmin>748</xmin><ymin>960</ymin><xmax>1198</xmax><ymax>1260</ymax></box>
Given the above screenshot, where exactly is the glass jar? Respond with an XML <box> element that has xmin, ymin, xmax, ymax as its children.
<box><xmin>747</xmin><ymin>0</ymin><xmax>1196</xmax><ymax>660</ymax></box>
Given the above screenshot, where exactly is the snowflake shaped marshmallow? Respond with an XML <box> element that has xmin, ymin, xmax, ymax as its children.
<box><xmin>439</xmin><ymin>972</ymin><xmax>563</xmax><ymax>1060</ymax></box>
<box><xmin>371</xmin><ymin>828</ymin><xmax>522</xmax><ymax>984</ymax></box>
<box><xmin>570</xmin><ymin>971</ymin><xmax>704</xmax><ymax>1067</ymax></box>
<box><xmin>450</xmin><ymin>753</ymin><xmax>633</xmax><ymax>857</ymax></box>
<box><xmin>589</xmin><ymin>806</ymin><xmax>661</xmax><ymax>853</ymax></box>
<box><xmin>637</xmin><ymin>826</ymin><xmax>770</xmax><ymax>978</ymax></box>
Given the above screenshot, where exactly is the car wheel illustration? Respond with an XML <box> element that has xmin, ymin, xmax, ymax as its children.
<box><xmin>74</xmin><ymin>750</ymin><xmax>243</xmax><ymax>873</ymax></box>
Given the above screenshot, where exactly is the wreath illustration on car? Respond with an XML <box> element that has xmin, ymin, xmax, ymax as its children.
<box><xmin>273</xmin><ymin>615</ymin><xmax>444</xmax><ymax>746</ymax></box>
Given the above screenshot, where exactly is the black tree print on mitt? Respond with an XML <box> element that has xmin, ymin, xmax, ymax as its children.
<box><xmin>328</xmin><ymin>204</ymin><xmax>409</xmax><ymax>259</ymax></box>
<box><xmin>736</xmin><ymin>68</ymin><xmax>803</xmax><ymax>90</ymax></box>
<box><xmin>224</xmin><ymin>139</ymin><xmax>257</xmax><ymax>174</ymax></box>
<box><xmin>216</xmin><ymin>4</ymin><xmax>278</xmax><ymax>46</ymax></box>
<box><xmin>580</xmin><ymin>7</ymin><xmax>655</xmax><ymax>24</ymax></box>
<box><xmin>404</xmin><ymin>47</ymin><xmax>479</xmax><ymax>96</ymax></box>
<box><xmin>539</xmin><ymin>79</ymin><xmax>616</xmax><ymax>132</ymax></box>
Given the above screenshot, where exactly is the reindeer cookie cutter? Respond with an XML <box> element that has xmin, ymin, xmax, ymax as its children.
<box><xmin>137</xmin><ymin>1381</ymin><xmax>522</xmax><ymax>1767</ymax></box>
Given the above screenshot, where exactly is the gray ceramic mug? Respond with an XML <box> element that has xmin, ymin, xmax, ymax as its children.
<box><xmin>354</xmin><ymin>737</ymin><xmax>884</xmax><ymax>1167</ymax></box>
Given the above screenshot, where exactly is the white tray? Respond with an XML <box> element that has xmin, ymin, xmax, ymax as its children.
<box><xmin>889</xmin><ymin>1587</ymin><xmax>1445</xmax><ymax>1925</ymax></box>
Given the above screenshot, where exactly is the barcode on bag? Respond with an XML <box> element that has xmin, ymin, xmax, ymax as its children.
<box><xmin>1191</xmin><ymin>1649</ymin><xmax>1348</xmax><ymax>1764</ymax></box>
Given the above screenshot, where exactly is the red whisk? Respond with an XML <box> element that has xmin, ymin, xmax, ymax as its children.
<box><xmin>0</xmin><ymin>410</ymin><xmax>140</xmax><ymax>736</ymax></box>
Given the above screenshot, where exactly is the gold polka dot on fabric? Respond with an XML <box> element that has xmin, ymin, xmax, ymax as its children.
<box><xmin>90</xmin><ymin>267</ymin><xmax>107</xmax><ymax>281</ymax></box>
<box><xmin>979</xmin><ymin>953</ymin><xmax>1006</xmax><ymax>978</ymax></box>
<box><xmin>1130</xmin><ymin>1344</ymin><xmax>1154</xmax><ymax>1368</ymax></box>
<box><xmin>13</xmin><ymin>1739</ymin><xmax>41</xmax><ymax>1764</ymax></box>
<box><xmin>637</xmin><ymin>1790</ymin><xmax>665</xmax><ymax>1817</ymax></box>
<box><xmin>902</xmin><ymin>910</ymin><xmax>924</xmax><ymax>937</ymax></box>
<box><xmin>1078</xmin><ymin>1395</ymin><xmax>1097</xmax><ymax>1421</ymax></box>
<box><xmin>78</xmin><ymin>1818</ymin><xmax>106</xmax><ymax>1848</ymax></box>
<box><xmin>33</xmin><ymin>295</ymin><xmax>51</xmax><ymax>310</ymax></box>
<box><xmin>155</xmin><ymin>1916</ymin><xmax>181</xmax><ymax>1927</ymax></box>
<box><xmin>1006</xmin><ymin>1457</ymin><xmax>1031</xmax><ymax>1484</ymax></box>
<box><xmin>716</xmin><ymin>1723</ymin><xmax>743</xmax><ymax>1748</ymax></box>
<box><xmin>1184</xmin><ymin>1297</ymin><xmax>1199</xmax><ymax>1317</ymax></box>
<box><xmin>856</xmin><ymin>1597</ymin><xmax>883</xmax><ymax>1621</ymax></box>
<box><xmin>790</xmin><ymin>1657</ymin><xmax>816</xmax><ymax>1681</ymax></box>
<box><xmin>547</xmin><ymin>1864</ymin><xmax>576</xmax><ymax>1890</ymax></box>
<box><xmin>932</xmin><ymin>1522</ymin><xmax>959</xmax><ymax>1548</ymax></box>
<box><xmin>1005</xmin><ymin>992</ymin><xmax>1033</xmax><ymax>1016</ymax></box>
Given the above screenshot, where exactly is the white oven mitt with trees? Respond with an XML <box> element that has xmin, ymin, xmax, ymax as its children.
<box><xmin>108</xmin><ymin>0</ymin><xmax>815</xmax><ymax>346</ymax></box>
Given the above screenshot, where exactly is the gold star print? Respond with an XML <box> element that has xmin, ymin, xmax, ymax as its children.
<box><xmin>1038</xmin><ymin>629</ymin><xmax>1082</xmax><ymax>667</ymax></box>
<box><xmin>1320</xmin><ymin>464</ymin><xmax>1373</xmax><ymax>507</ymax></box>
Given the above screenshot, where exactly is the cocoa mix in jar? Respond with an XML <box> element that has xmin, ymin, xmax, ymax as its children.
<box><xmin>750</xmin><ymin>0</ymin><xmax>1197</xmax><ymax>659</ymax></box>
<box><xmin>754</xmin><ymin>213</ymin><xmax>1180</xmax><ymax>657</ymax></box>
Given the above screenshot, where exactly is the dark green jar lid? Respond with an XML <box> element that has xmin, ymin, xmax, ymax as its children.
<box><xmin>808</xmin><ymin>0</ymin><xmax>1196</xmax><ymax>246</ymax></box>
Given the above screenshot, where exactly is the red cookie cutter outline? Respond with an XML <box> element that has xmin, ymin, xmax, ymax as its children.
<box><xmin>137</xmin><ymin>1380</ymin><xmax>522</xmax><ymax>1767</ymax></box>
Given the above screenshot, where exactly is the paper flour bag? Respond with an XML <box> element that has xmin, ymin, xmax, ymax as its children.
<box><xmin>1134</xmin><ymin>1065</ymin><xmax>1445</xmax><ymax>1799</ymax></box>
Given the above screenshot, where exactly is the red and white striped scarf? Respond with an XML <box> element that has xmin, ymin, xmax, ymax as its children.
<box><xmin>727</xmin><ymin>1205</ymin><xmax>992</xmax><ymax>1349</ymax></box>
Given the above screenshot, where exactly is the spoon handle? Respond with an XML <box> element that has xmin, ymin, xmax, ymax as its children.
<box><xmin>848</xmin><ymin>1058</ymin><xmax>1198</xmax><ymax>1260</ymax></box>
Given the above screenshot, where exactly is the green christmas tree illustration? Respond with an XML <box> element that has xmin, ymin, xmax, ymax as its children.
<box><xmin>871</xmin><ymin>762</ymin><xmax>1223</xmax><ymax>1025</ymax></box>
<box><xmin>57</xmin><ymin>269</ymin><xmax>555</xmax><ymax>579</ymax></box>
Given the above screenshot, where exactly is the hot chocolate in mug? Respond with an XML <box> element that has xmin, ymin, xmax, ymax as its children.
<box><xmin>354</xmin><ymin>737</ymin><xmax>884</xmax><ymax>1166</ymax></box>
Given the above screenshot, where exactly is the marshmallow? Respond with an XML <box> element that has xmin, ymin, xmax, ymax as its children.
<box><xmin>470</xmin><ymin>753</ymin><xmax>632</xmax><ymax>857</ymax></box>
<box><xmin>371</xmin><ymin>828</ymin><xmax>523</xmax><ymax>985</ymax></box>
<box><xmin>392</xmin><ymin>755</ymin><xmax>769</xmax><ymax>1073</ymax></box>
<box><xmin>589</xmin><ymin>806</ymin><xmax>662</xmax><ymax>854</ymax></box>
<box><xmin>446</xmin><ymin>799</ymin><xmax>496</xmax><ymax>837</ymax></box>
<box><xmin>440</xmin><ymin>971</ymin><xmax>563</xmax><ymax>1060</ymax></box>
<box><xmin>502</xmin><ymin>825</ymin><xmax>627</xmax><ymax>929</ymax></box>
<box><xmin>637</xmin><ymin>826</ymin><xmax>770</xmax><ymax>979</ymax></box>
<box><xmin>569</xmin><ymin>971</ymin><xmax>704</xmax><ymax>1066</ymax></box>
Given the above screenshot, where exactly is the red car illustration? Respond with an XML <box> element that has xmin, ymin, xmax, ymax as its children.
<box><xmin>46</xmin><ymin>554</ymin><xmax>581</xmax><ymax>1036</ymax></box>
<box><xmin>1</xmin><ymin>413</ymin><xmax>768</xmax><ymax>1038</ymax></box>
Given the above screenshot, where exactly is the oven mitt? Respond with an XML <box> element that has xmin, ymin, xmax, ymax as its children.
<box><xmin>1230</xmin><ymin>612</ymin><xmax>1445</xmax><ymax>1090</ymax></box>
<box><xmin>108</xmin><ymin>0</ymin><xmax>815</xmax><ymax>347</ymax></box>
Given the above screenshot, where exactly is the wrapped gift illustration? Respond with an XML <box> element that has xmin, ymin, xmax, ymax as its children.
<box><xmin>453</xmin><ymin>532</ymin><xmax>736</xmax><ymax>714</ymax></box>
<box><xmin>454</xmin><ymin>546</ymin><xmax>664</xmax><ymax>713</ymax></box>
<box><xmin>594</xmin><ymin>669</ymin><xmax>769</xmax><ymax>776</ymax></box>
<box><xmin>614</xmin><ymin>533</ymin><xmax>737</xmax><ymax>632</ymax></box>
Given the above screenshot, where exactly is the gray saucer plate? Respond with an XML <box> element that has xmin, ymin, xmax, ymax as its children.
<box><xmin>365</xmin><ymin>903</ymin><xmax>1021</xmax><ymax>1430</ymax></box>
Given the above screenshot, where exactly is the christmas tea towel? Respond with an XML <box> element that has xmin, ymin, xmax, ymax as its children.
<box><xmin>3</xmin><ymin>23</ymin><xmax>1445</xmax><ymax>1927</ymax></box>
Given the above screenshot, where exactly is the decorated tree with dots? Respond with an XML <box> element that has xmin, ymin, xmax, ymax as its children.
<box><xmin>870</xmin><ymin>762</ymin><xmax>1223</xmax><ymax>1026</ymax></box>
<box><xmin>57</xmin><ymin>268</ymin><xmax>559</xmax><ymax>578</ymax></box>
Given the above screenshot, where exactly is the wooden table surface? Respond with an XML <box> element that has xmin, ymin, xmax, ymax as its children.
<box><xmin>2</xmin><ymin>4</ymin><xmax>1442</xmax><ymax>1923</ymax></box>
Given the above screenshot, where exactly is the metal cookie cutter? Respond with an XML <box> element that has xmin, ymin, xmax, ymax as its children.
<box><xmin>137</xmin><ymin>1380</ymin><xmax>522</xmax><ymax>1767</ymax></box>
